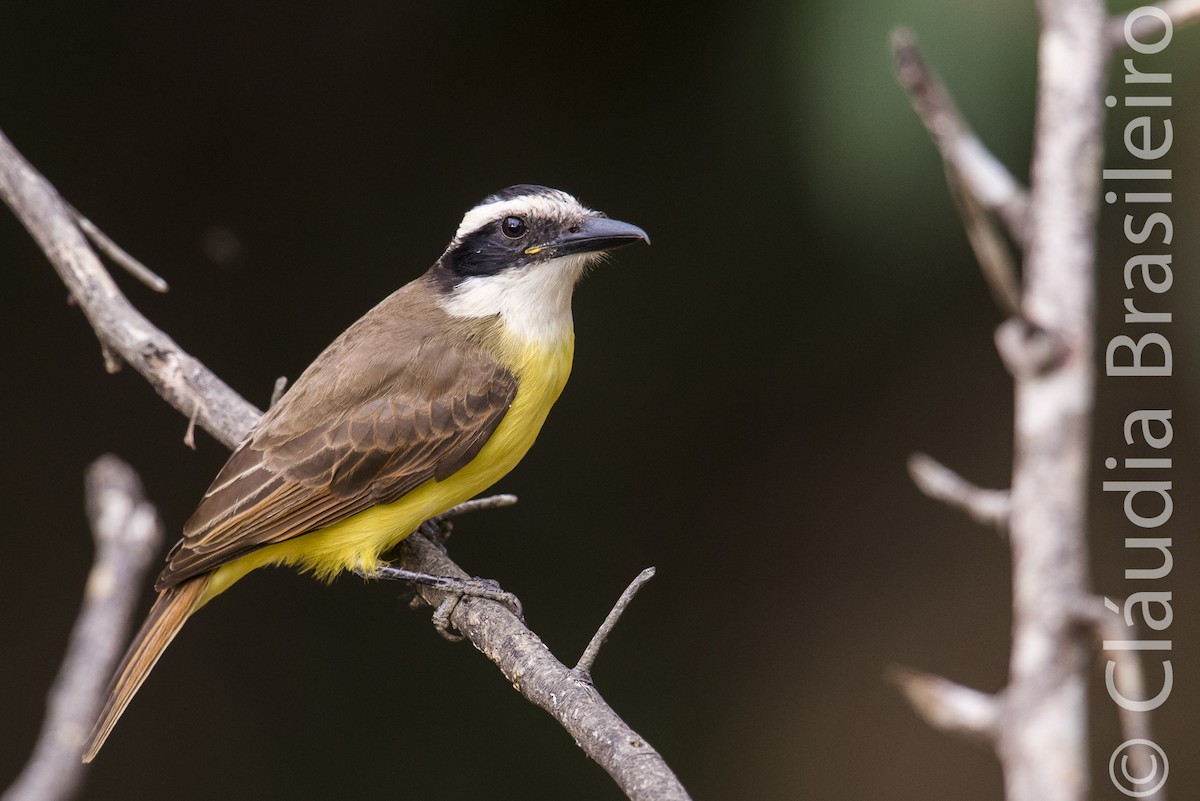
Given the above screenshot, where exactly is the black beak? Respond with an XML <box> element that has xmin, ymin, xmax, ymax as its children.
<box><xmin>526</xmin><ymin>216</ymin><xmax>650</xmax><ymax>258</ymax></box>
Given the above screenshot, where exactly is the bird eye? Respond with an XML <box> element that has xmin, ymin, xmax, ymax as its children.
<box><xmin>501</xmin><ymin>216</ymin><xmax>527</xmax><ymax>238</ymax></box>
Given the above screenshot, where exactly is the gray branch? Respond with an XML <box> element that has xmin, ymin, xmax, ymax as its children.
<box><xmin>400</xmin><ymin>537</ymin><xmax>687</xmax><ymax>801</ymax></box>
<box><xmin>72</xmin><ymin>209</ymin><xmax>169</xmax><ymax>293</ymax></box>
<box><xmin>2</xmin><ymin>457</ymin><xmax>162</xmax><ymax>801</ymax></box>
<box><xmin>0</xmin><ymin>127</ymin><xmax>259</xmax><ymax>450</ymax></box>
<box><xmin>0</xmin><ymin>129</ymin><xmax>690</xmax><ymax>801</ymax></box>
<box><xmin>907</xmin><ymin>453</ymin><xmax>1011</xmax><ymax>531</ymax></box>
<box><xmin>888</xmin><ymin>666</ymin><xmax>1001</xmax><ymax>743</ymax></box>
<box><xmin>891</xmin><ymin>28</ymin><xmax>1026</xmax><ymax>315</ymax></box>
<box><xmin>575</xmin><ymin>567</ymin><xmax>657</xmax><ymax>681</ymax></box>
<box><xmin>1000</xmin><ymin>2</ymin><xmax>1106</xmax><ymax>798</ymax></box>
<box><xmin>1107</xmin><ymin>0</ymin><xmax>1200</xmax><ymax>48</ymax></box>
<box><xmin>896</xmin><ymin>0</ymin><xmax>1138</xmax><ymax>798</ymax></box>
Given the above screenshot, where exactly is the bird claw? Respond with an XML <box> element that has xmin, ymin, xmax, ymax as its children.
<box><xmin>427</xmin><ymin>575</ymin><xmax>524</xmax><ymax>640</ymax></box>
<box><xmin>363</xmin><ymin>564</ymin><xmax>524</xmax><ymax>639</ymax></box>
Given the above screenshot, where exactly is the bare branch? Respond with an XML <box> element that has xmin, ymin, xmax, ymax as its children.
<box><xmin>890</xmin><ymin>28</ymin><xmax>1027</xmax><ymax>314</ymax></box>
<box><xmin>400</xmin><ymin>535</ymin><xmax>688</xmax><ymax>801</ymax></box>
<box><xmin>183</xmin><ymin>402</ymin><xmax>199</xmax><ymax>451</ymax></box>
<box><xmin>994</xmin><ymin>1</ymin><xmax>1108</xmax><ymax>799</ymax></box>
<box><xmin>2</xmin><ymin>127</ymin><xmax>689</xmax><ymax>800</ymax></box>
<box><xmin>575</xmin><ymin>567</ymin><xmax>657</xmax><ymax>681</ymax></box>
<box><xmin>440</xmin><ymin>493</ymin><xmax>520</xmax><ymax>519</ymax></box>
<box><xmin>2</xmin><ymin>457</ymin><xmax>162</xmax><ymax>801</ymax></box>
<box><xmin>899</xmin><ymin>0</ymin><xmax>1121</xmax><ymax>798</ymax></box>
<box><xmin>0</xmin><ymin>128</ymin><xmax>260</xmax><ymax>450</ymax></box>
<box><xmin>890</xmin><ymin>29</ymin><xmax>1030</xmax><ymax>238</ymax></box>
<box><xmin>953</xmin><ymin>186</ymin><xmax>1023</xmax><ymax>316</ymax></box>
<box><xmin>888</xmin><ymin>666</ymin><xmax>1001</xmax><ymax>742</ymax></box>
<box><xmin>907</xmin><ymin>453</ymin><xmax>1011</xmax><ymax>531</ymax></box>
<box><xmin>1108</xmin><ymin>0</ymin><xmax>1200</xmax><ymax>49</ymax></box>
<box><xmin>72</xmin><ymin>208</ymin><xmax>169</xmax><ymax>293</ymax></box>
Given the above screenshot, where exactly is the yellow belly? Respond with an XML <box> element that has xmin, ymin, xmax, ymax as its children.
<box><xmin>201</xmin><ymin>334</ymin><xmax>574</xmax><ymax>605</ymax></box>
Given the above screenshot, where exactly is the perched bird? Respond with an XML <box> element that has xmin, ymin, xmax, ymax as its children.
<box><xmin>83</xmin><ymin>185</ymin><xmax>648</xmax><ymax>761</ymax></box>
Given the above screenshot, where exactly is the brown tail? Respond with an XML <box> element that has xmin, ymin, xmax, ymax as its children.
<box><xmin>83</xmin><ymin>575</ymin><xmax>209</xmax><ymax>762</ymax></box>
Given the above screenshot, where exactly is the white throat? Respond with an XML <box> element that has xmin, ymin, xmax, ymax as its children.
<box><xmin>439</xmin><ymin>253</ymin><xmax>592</xmax><ymax>347</ymax></box>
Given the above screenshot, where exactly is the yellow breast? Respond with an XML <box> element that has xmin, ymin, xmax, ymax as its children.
<box><xmin>201</xmin><ymin>334</ymin><xmax>574</xmax><ymax>604</ymax></box>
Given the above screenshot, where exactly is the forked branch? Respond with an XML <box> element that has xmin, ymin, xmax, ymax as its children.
<box><xmin>895</xmin><ymin>0</ymin><xmax>1127</xmax><ymax>798</ymax></box>
<box><xmin>890</xmin><ymin>28</ymin><xmax>1026</xmax><ymax>315</ymax></box>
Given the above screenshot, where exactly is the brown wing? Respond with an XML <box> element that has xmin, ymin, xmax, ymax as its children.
<box><xmin>155</xmin><ymin>285</ymin><xmax>517</xmax><ymax>590</ymax></box>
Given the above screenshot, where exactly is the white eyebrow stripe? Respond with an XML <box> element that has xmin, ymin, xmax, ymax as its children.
<box><xmin>453</xmin><ymin>191</ymin><xmax>588</xmax><ymax>241</ymax></box>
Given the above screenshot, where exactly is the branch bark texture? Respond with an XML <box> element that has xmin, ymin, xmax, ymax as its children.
<box><xmin>1000</xmin><ymin>2</ymin><xmax>1106</xmax><ymax>799</ymax></box>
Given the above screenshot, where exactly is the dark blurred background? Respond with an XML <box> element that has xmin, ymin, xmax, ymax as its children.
<box><xmin>1</xmin><ymin>1</ymin><xmax>1197</xmax><ymax>799</ymax></box>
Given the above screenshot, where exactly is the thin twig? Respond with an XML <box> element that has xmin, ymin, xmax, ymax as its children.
<box><xmin>2</xmin><ymin>456</ymin><xmax>162</xmax><ymax>801</ymax></box>
<box><xmin>907</xmin><ymin>453</ymin><xmax>1011</xmax><ymax>531</ymax></box>
<box><xmin>951</xmin><ymin>177</ymin><xmax>1023</xmax><ymax>315</ymax></box>
<box><xmin>897</xmin><ymin>0</ymin><xmax>1114</xmax><ymax>798</ymax></box>
<box><xmin>269</xmin><ymin>376</ymin><xmax>288</xmax><ymax>409</ymax></box>
<box><xmin>72</xmin><ymin>208</ymin><xmax>169</xmax><ymax>293</ymax></box>
<box><xmin>887</xmin><ymin>666</ymin><xmax>1001</xmax><ymax>743</ymax></box>
<box><xmin>99</xmin><ymin>343</ymin><xmax>122</xmax><ymax>375</ymax></box>
<box><xmin>440</xmin><ymin>493</ymin><xmax>520</xmax><ymax>519</ymax></box>
<box><xmin>0</xmin><ymin>128</ymin><xmax>261</xmax><ymax>450</ymax></box>
<box><xmin>890</xmin><ymin>29</ymin><xmax>1030</xmax><ymax>241</ymax></box>
<box><xmin>183</xmin><ymin>402</ymin><xmax>199</xmax><ymax>450</ymax></box>
<box><xmin>890</xmin><ymin>28</ymin><xmax>1026</xmax><ymax>314</ymax></box>
<box><xmin>575</xmin><ymin>567</ymin><xmax>657</xmax><ymax>681</ymax></box>
<box><xmin>400</xmin><ymin>536</ymin><xmax>687</xmax><ymax>801</ymax></box>
<box><xmin>1108</xmin><ymin>0</ymin><xmax>1200</xmax><ymax>49</ymax></box>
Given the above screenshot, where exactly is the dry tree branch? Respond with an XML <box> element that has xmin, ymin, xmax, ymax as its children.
<box><xmin>400</xmin><ymin>537</ymin><xmax>681</xmax><ymax>799</ymax></box>
<box><xmin>895</xmin><ymin>0</ymin><xmax>1121</xmax><ymax>798</ymax></box>
<box><xmin>890</xmin><ymin>29</ymin><xmax>1030</xmax><ymax>240</ymax></box>
<box><xmin>0</xmin><ymin>127</ymin><xmax>258</xmax><ymax>450</ymax></box>
<box><xmin>907</xmin><ymin>453</ymin><xmax>1011</xmax><ymax>531</ymax></box>
<box><xmin>2</xmin><ymin>457</ymin><xmax>162</xmax><ymax>801</ymax></box>
<box><xmin>887</xmin><ymin>666</ymin><xmax>1001</xmax><ymax>743</ymax></box>
<box><xmin>1107</xmin><ymin>0</ymin><xmax>1200</xmax><ymax>48</ymax></box>
<box><xmin>0</xmin><ymin>129</ymin><xmax>690</xmax><ymax>801</ymax></box>
<box><xmin>998</xmin><ymin>4</ymin><xmax>1107</xmax><ymax>799</ymax></box>
<box><xmin>575</xmin><ymin>567</ymin><xmax>657</xmax><ymax>681</ymax></box>
<box><xmin>437</xmin><ymin>492</ymin><xmax>519</xmax><ymax>519</ymax></box>
<box><xmin>890</xmin><ymin>29</ymin><xmax>1027</xmax><ymax>315</ymax></box>
<box><xmin>71</xmin><ymin>208</ymin><xmax>169</xmax><ymax>294</ymax></box>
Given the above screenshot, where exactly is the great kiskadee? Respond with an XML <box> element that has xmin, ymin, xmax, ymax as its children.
<box><xmin>82</xmin><ymin>184</ymin><xmax>649</xmax><ymax>762</ymax></box>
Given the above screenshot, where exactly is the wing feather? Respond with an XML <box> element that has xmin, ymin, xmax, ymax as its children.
<box><xmin>156</xmin><ymin>296</ymin><xmax>517</xmax><ymax>590</ymax></box>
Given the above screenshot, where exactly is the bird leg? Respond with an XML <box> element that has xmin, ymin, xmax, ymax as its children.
<box><xmin>358</xmin><ymin>564</ymin><xmax>524</xmax><ymax>640</ymax></box>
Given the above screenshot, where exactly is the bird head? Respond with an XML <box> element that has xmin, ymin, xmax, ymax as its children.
<box><xmin>433</xmin><ymin>185</ymin><xmax>649</xmax><ymax>344</ymax></box>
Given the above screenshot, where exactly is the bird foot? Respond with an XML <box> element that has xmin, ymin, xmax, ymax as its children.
<box><xmin>362</xmin><ymin>564</ymin><xmax>524</xmax><ymax>641</ymax></box>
